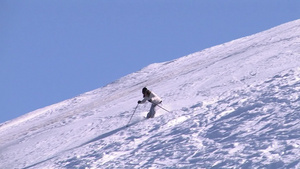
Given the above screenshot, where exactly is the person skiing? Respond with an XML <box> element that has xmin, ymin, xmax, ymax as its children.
<box><xmin>138</xmin><ymin>87</ymin><xmax>162</xmax><ymax>118</ymax></box>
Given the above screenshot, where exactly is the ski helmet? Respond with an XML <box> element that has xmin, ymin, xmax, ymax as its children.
<box><xmin>142</xmin><ymin>87</ymin><xmax>148</xmax><ymax>94</ymax></box>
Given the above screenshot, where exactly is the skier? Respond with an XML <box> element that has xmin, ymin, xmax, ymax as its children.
<box><xmin>138</xmin><ymin>87</ymin><xmax>162</xmax><ymax>118</ymax></box>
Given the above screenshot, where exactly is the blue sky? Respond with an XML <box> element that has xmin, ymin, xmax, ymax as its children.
<box><xmin>1</xmin><ymin>0</ymin><xmax>299</xmax><ymax>123</ymax></box>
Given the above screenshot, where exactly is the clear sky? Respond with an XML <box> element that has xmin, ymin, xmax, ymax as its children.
<box><xmin>1</xmin><ymin>0</ymin><xmax>299</xmax><ymax>123</ymax></box>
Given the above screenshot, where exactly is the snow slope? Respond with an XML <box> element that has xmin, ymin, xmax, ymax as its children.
<box><xmin>1</xmin><ymin>19</ymin><xmax>300</xmax><ymax>169</ymax></box>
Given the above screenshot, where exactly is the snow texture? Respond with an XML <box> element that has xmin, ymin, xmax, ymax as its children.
<box><xmin>1</xmin><ymin>19</ymin><xmax>300</xmax><ymax>169</ymax></box>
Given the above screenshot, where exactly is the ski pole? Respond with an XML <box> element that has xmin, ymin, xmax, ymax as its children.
<box><xmin>126</xmin><ymin>104</ymin><xmax>139</xmax><ymax>127</ymax></box>
<box><xmin>155</xmin><ymin>103</ymin><xmax>170</xmax><ymax>113</ymax></box>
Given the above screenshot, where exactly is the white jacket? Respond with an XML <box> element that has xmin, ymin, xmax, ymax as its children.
<box><xmin>140</xmin><ymin>91</ymin><xmax>162</xmax><ymax>104</ymax></box>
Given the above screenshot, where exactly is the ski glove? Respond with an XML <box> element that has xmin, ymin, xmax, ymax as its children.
<box><xmin>138</xmin><ymin>100</ymin><xmax>142</xmax><ymax>104</ymax></box>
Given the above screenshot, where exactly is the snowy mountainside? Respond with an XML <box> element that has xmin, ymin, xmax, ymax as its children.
<box><xmin>0</xmin><ymin>19</ymin><xmax>300</xmax><ymax>168</ymax></box>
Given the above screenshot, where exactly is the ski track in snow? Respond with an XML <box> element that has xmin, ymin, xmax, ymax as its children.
<box><xmin>0</xmin><ymin>19</ymin><xmax>300</xmax><ymax>169</ymax></box>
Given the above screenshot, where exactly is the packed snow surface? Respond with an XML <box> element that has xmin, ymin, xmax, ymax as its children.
<box><xmin>1</xmin><ymin>19</ymin><xmax>300</xmax><ymax>169</ymax></box>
